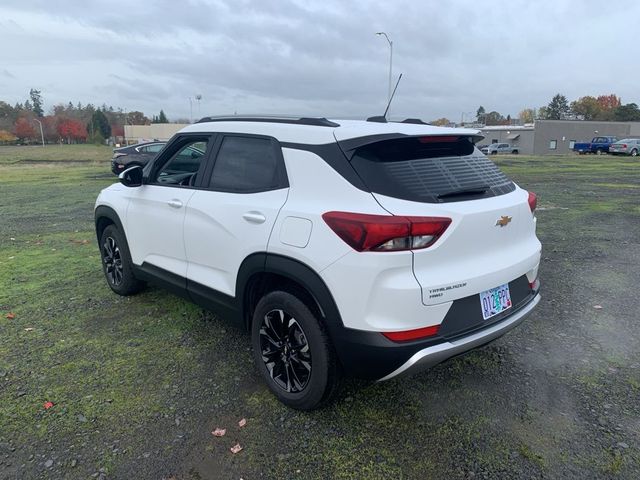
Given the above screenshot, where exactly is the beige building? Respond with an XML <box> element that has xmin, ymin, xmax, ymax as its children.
<box><xmin>124</xmin><ymin>124</ymin><xmax>188</xmax><ymax>144</ymax></box>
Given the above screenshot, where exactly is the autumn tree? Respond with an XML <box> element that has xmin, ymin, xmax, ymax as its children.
<box><xmin>0</xmin><ymin>130</ymin><xmax>17</xmax><ymax>144</ymax></box>
<box><xmin>430</xmin><ymin>118</ymin><xmax>451</xmax><ymax>126</ymax></box>
<box><xmin>570</xmin><ymin>96</ymin><xmax>600</xmax><ymax>120</ymax></box>
<box><xmin>126</xmin><ymin>111</ymin><xmax>150</xmax><ymax>125</ymax></box>
<box><xmin>594</xmin><ymin>94</ymin><xmax>621</xmax><ymax>121</ymax></box>
<box><xmin>30</xmin><ymin>88</ymin><xmax>44</xmax><ymax>117</ymax></box>
<box><xmin>14</xmin><ymin>117</ymin><xmax>36</xmax><ymax>142</ymax></box>
<box><xmin>57</xmin><ymin>118</ymin><xmax>87</xmax><ymax>143</ymax></box>
<box><xmin>484</xmin><ymin>111</ymin><xmax>505</xmax><ymax>125</ymax></box>
<box><xmin>543</xmin><ymin>94</ymin><xmax>570</xmax><ymax>120</ymax></box>
<box><xmin>518</xmin><ymin>108</ymin><xmax>536</xmax><ymax>123</ymax></box>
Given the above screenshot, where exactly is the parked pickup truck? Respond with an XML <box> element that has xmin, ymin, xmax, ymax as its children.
<box><xmin>573</xmin><ymin>136</ymin><xmax>619</xmax><ymax>155</ymax></box>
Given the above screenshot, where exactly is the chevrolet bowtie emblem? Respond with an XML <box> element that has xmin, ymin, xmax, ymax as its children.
<box><xmin>495</xmin><ymin>215</ymin><xmax>512</xmax><ymax>227</ymax></box>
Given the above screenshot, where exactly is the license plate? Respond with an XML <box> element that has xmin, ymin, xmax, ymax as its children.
<box><xmin>479</xmin><ymin>284</ymin><xmax>512</xmax><ymax>320</ymax></box>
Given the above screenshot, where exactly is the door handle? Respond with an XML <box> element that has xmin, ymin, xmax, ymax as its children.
<box><xmin>242</xmin><ymin>211</ymin><xmax>266</xmax><ymax>224</ymax></box>
<box><xmin>167</xmin><ymin>199</ymin><xmax>183</xmax><ymax>209</ymax></box>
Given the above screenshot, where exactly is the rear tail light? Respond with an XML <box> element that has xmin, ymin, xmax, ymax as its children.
<box><xmin>322</xmin><ymin>212</ymin><xmax>451</xmax><ymax>252</ymax></box>
<box><xmin>382</xmin><ymin>324</ymin><xmax>440</xmax><ymax>342</ymax></box>
<box><xmin>527</xmin><ymin>192</ymin><xmax>537</xmax><ymax>213</ymax></box>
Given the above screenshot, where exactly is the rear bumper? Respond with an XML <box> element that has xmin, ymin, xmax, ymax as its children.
<box><xmin>377</xmin><ymin>293</ymin><xmax>540</xmax><ymax>381</ymax></box>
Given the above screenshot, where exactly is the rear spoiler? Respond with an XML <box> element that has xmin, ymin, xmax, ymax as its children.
<box><xmin>336</xmin><ymin>133</ymin><xmax>485</xmax><ymax>160</ymax></box>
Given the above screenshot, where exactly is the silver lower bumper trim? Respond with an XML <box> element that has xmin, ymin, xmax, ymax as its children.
<box><xmin>378</xmin><ymin>294</ymin><xmax>541</xmax><ymax>381</ymax></box>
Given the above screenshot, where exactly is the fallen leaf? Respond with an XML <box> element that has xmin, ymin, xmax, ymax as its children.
<box><xmin>593</xmin><ymin>305</ymin><xmax>603</xmax><ymax>309</ymax></box>
<box><xmin>43</xmin><ymin>401</ymin><xmax>54</xmax><ymax>409</ymax></box>
<box><xmin>230</xmin><ymin>443</ymin><xmax>243</xmax><ymax>454</ymax></box>
<box><xmin>211</xmin><ymin>428</ymin><xmax>226</xmax><ymax>437</ymax></box>
<box><xmin>24</xmin><ymin>327</ymin><xmax>34</xmax><ymax>332</ymax></box>
<box><xmin>5</xmin><ymin>312</ymin><xmax>15</xmax><ymax>320</ymax></box>
<box><xmin>238</xmin><ymin>418</ymin><xmax>247</xmax><ymax>428</ymax></box>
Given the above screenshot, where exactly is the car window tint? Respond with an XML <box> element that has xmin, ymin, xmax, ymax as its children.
<box><xmin>146</xmin><ymin>144</ymin><xmax>164</xmax><ymax>153</ymax></box>
<box><xmin>155</xmin><ymin>140</ymin><xmax>208</xmax><ymax>186</ymax></box>
<box><xmin>210</xmin><ymin>136</ymin><xmax>280</xmax><ymax>192</ymax></box>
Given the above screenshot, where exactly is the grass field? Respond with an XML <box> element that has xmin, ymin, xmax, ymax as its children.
<box><xmin>1</xmin><ymin>150</ymin><xmax>639</xmax><ymax>479</ymax></box>
<box><xmin>0</xmin><ymin>144</ymin><xmax>112</xmax><ymax>164</ymax></box>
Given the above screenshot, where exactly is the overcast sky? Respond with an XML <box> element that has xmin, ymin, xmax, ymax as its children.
<box><xmin>1</xmin><ymin>0</ymin><xmax>638</xmax><ymax>122</ymax></box>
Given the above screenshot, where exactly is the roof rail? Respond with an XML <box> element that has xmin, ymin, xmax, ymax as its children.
<box><xmin>196</xmin><ymin>115</ymin><xmax>340</xmax><ymax>127</ymax></box>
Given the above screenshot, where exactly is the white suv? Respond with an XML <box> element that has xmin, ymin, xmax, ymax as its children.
<box><xmin>95</xmin><ymin>116</ymin><xmax>541</xmax><ymax>410</ymax></box>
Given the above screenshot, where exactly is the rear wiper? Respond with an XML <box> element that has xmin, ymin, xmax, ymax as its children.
<box><xmin>437</xmin><ymin>185</ymin><xmax>489</xmax><ymax>199</ymax></box>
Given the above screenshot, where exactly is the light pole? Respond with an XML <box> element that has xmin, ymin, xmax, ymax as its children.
<box><xmin>195</xmin><ymin>94</ymin><xmax>202</xmax><ymax>120</ymax></box>
<box><xmin>33</xmin><ymin>118</ymin><xmax>44</xmax><ymax>147</ymax></box>
<box><xmin>188</xmin><ymin>97</ymin><xmax>193</xmax><ymax>123</ymax></box>
<box><xmin>375</xmin><ymin>32</ymin><xmax>393</xmax><ymax>104</ymax></box>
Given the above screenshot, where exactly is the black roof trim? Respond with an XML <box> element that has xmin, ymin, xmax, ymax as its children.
<box><xmin>366</xmin><ymin>116</ymin><xmax>388</xmax><ymax>123</ymax></box>
<box><xmin>196</xmin><ymin>115</ymin><xmax>340</xmax><ymax>128</ymax></box>
<box><xmin>399</xmin><ymin>118</ymin><xmax>429</xmax><ymax>125</ymax></box>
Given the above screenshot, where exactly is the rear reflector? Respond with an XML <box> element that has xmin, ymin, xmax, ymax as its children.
<box><xmin>528</xmin><ymin>191</ymin><xmax>537</xmax><ymax>213</ymax></box>
<box><xmin>322</xmin><ymin>212</ymin><xmax>451</xmax><ymax>252</ymax></box>
<box><xmin>529</xmin><ymin>278</ymin><xmax>540</xmax><ymax>291</ymax></box>
<box><xmin>382</xmin><ymin>324</ymin><xmax>440</xmax><ymax>342</ymax></box>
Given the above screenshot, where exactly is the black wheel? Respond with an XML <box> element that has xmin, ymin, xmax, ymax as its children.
<box><xmin>596</xmin><ymin>148</ymin><xmax>604</xmax><ymax>155</ymax></box>
<box><xmin>251</xmin><ymin>291</ymin><xmax>341</xmax><ymax>410</ymax></box>
<box><xmin>631</xmin><ymin>149</ymin><xmax>638</xmax><ymax>157</ymax></box>
<box><xmin>99</xmin><ymin>224</ymin><xmax>145</xmax><ymax>296</ymax></box>
<box><xmin>512</xmin><ymin>149</ymin><xmax>519</xmax><ymax>154</ymax></box>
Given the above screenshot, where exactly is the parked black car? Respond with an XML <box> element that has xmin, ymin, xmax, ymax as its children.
<box><xmin>111</xmin><ymin>142</ymin><xmax>166</xmax><ymax>175</ymax></box>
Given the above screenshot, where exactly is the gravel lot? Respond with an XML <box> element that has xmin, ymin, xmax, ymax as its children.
<box><xmin>0</xmin><ymin>150</ymin><xmax>638</xmax><ymax>479</ymax></box>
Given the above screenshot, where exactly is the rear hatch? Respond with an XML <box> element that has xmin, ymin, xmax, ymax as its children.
<box><xmin>336</xmin><ymin>132</ymin><xmax>540</xmax><ymax>306</ymax></box>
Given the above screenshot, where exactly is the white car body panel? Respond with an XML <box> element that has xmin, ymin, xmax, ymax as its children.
<box><xmin>372</xmin><ymin>187</ymin><xmax>541</xmax><ymax>306</ymax></box>
<box><xmin>184</xmin><ymin>188</ymin><xmax>288</xmax><ymax>296</ymax></box>
<box><xmin>125</xmin><ymin>185</ymin><xmax>196</xmax><ymax>277</ymax></box>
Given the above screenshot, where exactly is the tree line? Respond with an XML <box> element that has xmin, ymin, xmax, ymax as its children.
<box><xmin>0</xmin><ymin>89</ymin><xmax>173</xmax><ymax>145</ymax></box>
<box><xmin>430</xmin><ymin>93</ymin><xmax>640</xmax><ymax>127</ymax></box>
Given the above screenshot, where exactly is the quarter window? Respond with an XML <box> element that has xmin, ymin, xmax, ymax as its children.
<box><xmin>210</xmin><ymin>136</ymin><xmax>284</xmax><ymax>192</ymax></box>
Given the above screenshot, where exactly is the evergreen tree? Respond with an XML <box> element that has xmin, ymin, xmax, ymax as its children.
<box><xmin>544</xmin><ymin>94</ymin><xmax>570</xmax><ymax>120</ymax></box>
<box><xmin>87</xmin><ymin>109</ymin><xmax>111</xmax><ymax>139</ymax></box>
<box><xmin>29</xmin><ymin>89</ymin><xmax>44</xmax><ymax>117</ymax></box>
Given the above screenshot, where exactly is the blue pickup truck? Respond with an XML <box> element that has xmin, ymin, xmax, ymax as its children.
<box><xmin>573</xmin><ymin>136</ymin><xmax>619</xmax><ymax>155</ymax></box>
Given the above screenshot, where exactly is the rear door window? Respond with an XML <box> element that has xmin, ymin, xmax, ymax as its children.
<box><xmin>209</xmin><ymin>136</ymin><xmax>287</xmax><ymax>193</ymax></box>
<box><xmin>348</xmin><ymin>136</ymin><xmax>515</xmax><ymax>203</ymax></box>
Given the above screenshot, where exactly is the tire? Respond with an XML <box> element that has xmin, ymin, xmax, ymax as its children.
<box><xmin>251</xmin><ymin>291</ymin><xmax>341</xmax><ymax>410</ymax></box>
<box><xmin>512</xmin><ymin>150</ymin><xmax>519</xmax><ymax>154</ymax></box>
<box><xmin>99</xmin><ymin>224</ymin><xmax>145</xmax><ymax>296</ymax></box>
<box><xmin>596</xmin><ymin>149</ymin><xmax>604</xmax><ymax>155</ymax></box>
<box><xmin>631</xmin><ymin>149</ymin><xmax>638</xmax><ymax>157</ymax></box>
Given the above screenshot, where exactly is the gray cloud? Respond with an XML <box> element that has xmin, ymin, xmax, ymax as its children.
<box><xmin>1</xmin><ymin>0</ymin><xmax>638</xmax><ymax>121</ymax></box>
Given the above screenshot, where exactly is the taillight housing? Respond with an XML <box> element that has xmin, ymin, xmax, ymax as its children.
<box><xmin>322</xmin><ymin>212</ymin><xmax>451</xmax><ymax>252</ymax></box>
<box><xmin>529</xmin><ymin>277</ymin><xmax>540</xmax><ymax>292</ymax></box>
<box><xmin>382</xmin><ymin>324</ymin><xmax>440</xmax><ymax>342</ymax></box>
<box><xmin>527</xmin><ymin>191</ymin><xmax>537</xmax><ymax>214</ymax></box>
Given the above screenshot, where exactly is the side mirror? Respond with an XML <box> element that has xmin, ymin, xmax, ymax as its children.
<box><xmin>119</xmin><ymin>165</ymin><xmax>143</xmax><ymax>187</ymax></box>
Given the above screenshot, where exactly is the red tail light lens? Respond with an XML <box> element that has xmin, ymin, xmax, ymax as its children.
<box><xmin>382</xmin><ymin>324</ymin><xmax>440</xmax><ymax>342</ymax></box>
<box><xmin>527</xmin><ymin>191</ymin><xmax>537</xmax><ymax>213</ymax></box>
<box><xmin>322</xmin><ymin>212</ymin><xmax>451</xmax><ymax>252</ymax></box>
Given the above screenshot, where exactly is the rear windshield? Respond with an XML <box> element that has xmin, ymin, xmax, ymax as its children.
<box><xmin>348</xmin><ymin>136</ymin><xmax>515</xmax><ymax>203</ymax></box>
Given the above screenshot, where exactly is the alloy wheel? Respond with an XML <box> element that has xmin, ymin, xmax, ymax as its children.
<box><xmin>102</xmin><ymin>236</ymin><xmax>123</xmax><ymax>286</ymax></box>
<box><xmin>259</xmin><ymin>309</ymin><xmax>312</xmax><ymax>393</ymax></box>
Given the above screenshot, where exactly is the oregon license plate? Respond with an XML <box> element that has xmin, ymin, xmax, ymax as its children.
<box><xmin>479</xmin><ymin>284</ymin><xmax>512</xmax><ymax>320</ymax></box>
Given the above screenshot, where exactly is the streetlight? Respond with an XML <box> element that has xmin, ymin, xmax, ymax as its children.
<box><xmin>195</xmin><ymin>94</ymin><xmax>202</xmax><ymax>119</ymax></box>
<box><xmin>188</xmin><ymin>97</ymin><xmax>193</xmax><ymax>123</ymax></box>
<box><xmin>375</xmin><ymin>32</ymin><xmax>393</xmax><ymax>104</ymax></box>
<box><xmin>33</xmin><ymin>118</ymin><xmax>44</xmax><ymax>147</ymax></box>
